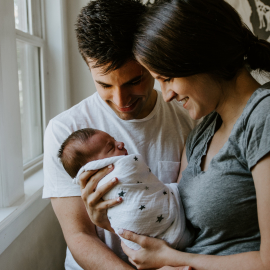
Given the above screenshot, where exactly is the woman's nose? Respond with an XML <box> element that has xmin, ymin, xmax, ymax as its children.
<box><xmin>162</xmin><ymin>89</ymin><xmax>177</xmax><ymax>102</ymax></box>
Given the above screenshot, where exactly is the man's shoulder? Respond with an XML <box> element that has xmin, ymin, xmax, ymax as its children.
<box><xmin>45</xmin><ymin>93</ymin><xmax>101</xmax><ymax>140</ymax></box>
<box><xmin>54</xmin><ymin>92</ymin><xmax>99</xmax><ymax>122</ymax></box>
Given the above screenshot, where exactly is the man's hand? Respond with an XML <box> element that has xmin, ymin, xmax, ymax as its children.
<box><xmin>79</xmin><ymin>165</ymin><xmax>123</xmax><ymax>232</ymax></box>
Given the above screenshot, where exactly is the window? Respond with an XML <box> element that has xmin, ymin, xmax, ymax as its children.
<box><xmin>14</xmin><ymin>0</ymin><xmax>28</xmax><ymax>33</ymax></box>
<box><xmin>0</xmin><ymin>0</ymin><xmax>69</xmax><ymax>209</ymax></box>
<box><xmin>17</xmin><ymin>41</ymin><xmax>43</xmax><ymax>165</ymax></box>
<box><xmin>0</xmin><ymin>0</ymin><xmax>47</xmax><ymax>208</ymax></box>
<box><xmin>14</xmin><ymin>0</ymin><xmax>45</xmax><ymax>168</ymax></box>
<box><xmin>0</xmin><ymin>0</ymin><xmax>69</xmax><ymax>255</ymax></box>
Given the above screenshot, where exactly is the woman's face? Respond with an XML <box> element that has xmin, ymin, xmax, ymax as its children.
<box><xmin>149</xmin><ymin>71</ymin><xmax>223</xmax><ymax>120</ymax></box>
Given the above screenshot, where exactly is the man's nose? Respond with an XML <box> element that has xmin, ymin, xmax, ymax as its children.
<box><xmin>112</xmin><ymin>87</ymin><xmax>130</xmax><ymax>107</ymax></box>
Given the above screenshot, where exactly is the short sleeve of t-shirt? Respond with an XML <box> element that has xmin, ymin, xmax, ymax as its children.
<box><xmin>244</xmin><ymin>94</ymin><xmax>270</xmax><ymax>170</ymax></box>
<box><xmin>43</xmin><ymin>119</ymin><xmax>81</xmax><ymax>198</ymax></box>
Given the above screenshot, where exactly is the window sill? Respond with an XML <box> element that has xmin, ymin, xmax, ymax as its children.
<box><xmin>0</xmin><ymin>168</ymin><xmax>49</xmax><ymax>255</ymax></box>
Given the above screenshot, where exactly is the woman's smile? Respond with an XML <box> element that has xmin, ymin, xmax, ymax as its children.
<box><xmin>179</xmin><ymin>97</ymin><xmax>189</xmax><ymax>108</ymax></box>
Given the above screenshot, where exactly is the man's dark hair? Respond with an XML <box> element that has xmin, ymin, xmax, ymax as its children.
<box><xmin>75</xmin><ymin>0</ymin><xmax>147</xmax><ymax>74</ymax></box>
<box><xmin>58</xmin><ymin>128</ymin><xmax>96</xmax><ymax>178</ymax></box>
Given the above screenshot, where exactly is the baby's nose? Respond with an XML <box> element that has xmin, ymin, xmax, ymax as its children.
<box><xmin>117</xmin><ymin>142</ymin><xmax>125</xmax><ymax>149</ymax></box>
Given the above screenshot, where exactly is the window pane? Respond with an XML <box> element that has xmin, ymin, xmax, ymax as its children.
<box><xmin>31</xmin><ymin>0</ymin><xmax>43</xmax><ymax>38</ymax></box>
<box><xmin>16</xmin><ymin>41</ymin><xmax>43</xmax><ymax>165</ymax></box>
<box><xmin>14</xmin><ymin>0</ymin><xmax>28</xmax><ymax>33</ymax></box>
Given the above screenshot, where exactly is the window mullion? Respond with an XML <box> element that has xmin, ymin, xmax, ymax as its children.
<box><xmin>27</xmin><ymin>0</ymin><xmax>33</xmax><ymax>35</ymax></box>
<box><xmin>40</xmin><ymin>46</ymin><xmax>47</xmax><ymax>137</ymax></box>
<box><xmin>15</xmin><ymin>29</ymin><xmax>44</xmax><ymax>48</ymax></box>
<box><xmin>0</xmin><ymin>0</ymin><xmax>25</xmax><ymax>207</ymax></box>
<box><xmin>28</xmin><ymin>0</ymin><xmax>42</xmax><ymax>38</ymax></box>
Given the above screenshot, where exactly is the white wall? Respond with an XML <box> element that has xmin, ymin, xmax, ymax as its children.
<box><xmin>0</xmin><ymin>204</ymin><xmax>66</xmax><ymax>270</ymax></box>
<box><xmin>66</xmin><ymin>0</ymin><xmax>97</xmax><ymax>106</ymax></box>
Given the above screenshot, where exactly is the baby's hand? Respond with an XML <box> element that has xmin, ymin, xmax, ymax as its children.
<box><xmin>80</xmin><ymin>165</ymin><xmax>123</xmax><ymax>232</ymax></box>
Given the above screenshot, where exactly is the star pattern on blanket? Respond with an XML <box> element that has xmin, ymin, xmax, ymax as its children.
<box><xmin>145</xmin><ymin>186</ymin><xmax>149</xmax><ymax>190</ymax></box>
<box><xmin>118</xmin><ymin>191</ymin><xmax>126</xmax><ymax>197</ymax></box>
<box><xmin>139</xmin><ymin>205</ymin><xmax>145</xmax><ymax>210</ymax></box>
<box><xmin>171</xmin><ymin>192</ymin><xmax>174</xmax><ymax>195</ymax></box>
<box><xmin>108</xmin><ymin>217</ymin><xmax>112</xmax><ymax>220</ymax></box>
<box><xmin>134</xmin><ymin>156</ymin><xmax>138</xmax><ymax>161</ymax></box>
<box><xmin>148</xmin><ymin>167</ymin><xmax>151</xmax><ymax>172</ymax></box>
<box><xmin>163</xmin><ymin>191</ymin><xmax>167</xmax><ymax>195</ymax></box>
<box><xmin>156</xmin><ymin>215</ymin><xmax>164</xmax><ymax>223</ymax></box>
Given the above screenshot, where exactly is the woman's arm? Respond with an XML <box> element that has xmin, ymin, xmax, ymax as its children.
<box><xmin>120</xmin><ymin>152</ymin><xmax>270</xmax><ymax>270</ymax></box>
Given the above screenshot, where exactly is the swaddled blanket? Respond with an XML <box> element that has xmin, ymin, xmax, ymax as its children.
<box><xmin>74</xmin><ymin>154</ymin><xmax>192</xmax><ymax>250</ymax></box>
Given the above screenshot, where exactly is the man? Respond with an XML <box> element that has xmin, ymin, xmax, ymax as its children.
<box><xmin>43</xmin><ymin>0</ymin><xmax>195</xmax><ymax>269</ymax></box>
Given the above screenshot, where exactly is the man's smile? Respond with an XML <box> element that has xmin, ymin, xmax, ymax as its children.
<box><xmin>113</xmin><ymin>98</ymin><xmax>140</xmax><ymax>112</ymax></box>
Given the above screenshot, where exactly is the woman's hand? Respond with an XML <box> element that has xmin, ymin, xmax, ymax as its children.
<box><xmin>79</xmin><ymin>165</ymin><xmax>122</xmax><ymax>232</ymax></box>
<box><xmin>120</xmin><ymin>229</ymin><xmax>191</xmax><ymax>270</ymax></box>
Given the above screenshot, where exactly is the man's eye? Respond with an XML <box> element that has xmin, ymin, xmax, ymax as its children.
<box><xmin>130</xmin><ymin>79</ymin><xmax>142</xmax><ymax>85</ymax></box>
<box><xmin>163</xmin><ymin>78</ymin><xmax>172</xmax><ymax>83</ymax></box>
<box><xmin>102</xmin><ymin>85</ymin><xmax>110</xmax><ymax>89</ymax></box>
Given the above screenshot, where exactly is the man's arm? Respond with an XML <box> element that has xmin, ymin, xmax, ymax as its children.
<box><xmin>51</xmin><ymin>196</ymin><xmax>134</xmax><ymax>270</ymax></box>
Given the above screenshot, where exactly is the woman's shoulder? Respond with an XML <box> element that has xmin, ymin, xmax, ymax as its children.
<box><xmin>242</xmin><ymin>83</ymin><xmax>270</xmax><ymax>127</ymax></box>
<box><xmin>240</xmin><ymin>83</ymin><xmax>270</xmax><ymax>169</ymax></box>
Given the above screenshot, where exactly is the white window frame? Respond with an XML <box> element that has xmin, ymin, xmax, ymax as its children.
<box><xmin>15</xmin><ymin>1</ymin><xmax>47</xmax><ymax>176</ymax></box>
<box><xmin>0</xmin><ymin>0</ymin><xmax>70</xmax><ymax>255</ymax></box>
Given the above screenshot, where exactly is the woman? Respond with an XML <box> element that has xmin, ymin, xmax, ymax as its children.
<box><xmin>81</xmin><ymin>0</ymin><xmax>270</xmax><ymax>269</ymax></box>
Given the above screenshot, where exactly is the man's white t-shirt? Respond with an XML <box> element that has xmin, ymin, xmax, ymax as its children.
<box><xmin>43</xmin><ymin>90</ymin><xmax>195</xmax><ymax>269</ymax></box>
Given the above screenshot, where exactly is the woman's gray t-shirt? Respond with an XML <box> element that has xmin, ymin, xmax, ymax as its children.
<box><xmin>178</xmin><ymin>83</ymin><xmax>270</xmax><ymax>255</ymax></box>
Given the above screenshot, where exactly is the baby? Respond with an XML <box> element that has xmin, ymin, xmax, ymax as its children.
<box><xmin>58</xmin><ymin>128</ymin><xmax>193</xmax><ymax>250</ymax></box>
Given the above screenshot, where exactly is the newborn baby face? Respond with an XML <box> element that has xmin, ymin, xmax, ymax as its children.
<box><xmin>85</xmin><ymin>131</ymin><xmax>128</xmax><ymax>161</ymax></box>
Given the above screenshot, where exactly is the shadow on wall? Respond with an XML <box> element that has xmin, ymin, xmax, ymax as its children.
<box><xmin>226</xmin><ymin>0</ymin><xmax>270</xmax><ymax>83</ymax></box>
<box><xmin>226</xmin><ymin>0</ymin><xmax>270</xmax><ymax>40</ymax></box>
<box><xmin>0</xmin><ymin>204</ymin><xmax>66</xmax><ymax>270</ymax></box>
<box><xmin>248</xmin><ymin>0</ymin><xmax>270</xmax><ymax>40</ymax></box>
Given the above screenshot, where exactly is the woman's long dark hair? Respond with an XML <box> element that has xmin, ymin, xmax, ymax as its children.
<box><xmin>134</xmin><ymin>0</ymin><xmax>270</xmax><ymax>80</ymax></box>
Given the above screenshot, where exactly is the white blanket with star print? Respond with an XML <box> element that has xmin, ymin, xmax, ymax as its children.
<box><xmin>73</xmin><ymin>154</ymin><xmax>193</xmax><ymax>250</ymax></box>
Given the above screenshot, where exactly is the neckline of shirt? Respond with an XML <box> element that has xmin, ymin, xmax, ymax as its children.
<box><xmin>197</xmin><ymin>81</ymin><xmax>270</xmax><ymax>174</ymax></box>
<box><xmin>96</xmin><ymin>90</ymin><xmax>161</xmax><ymax>123</ymax></box>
